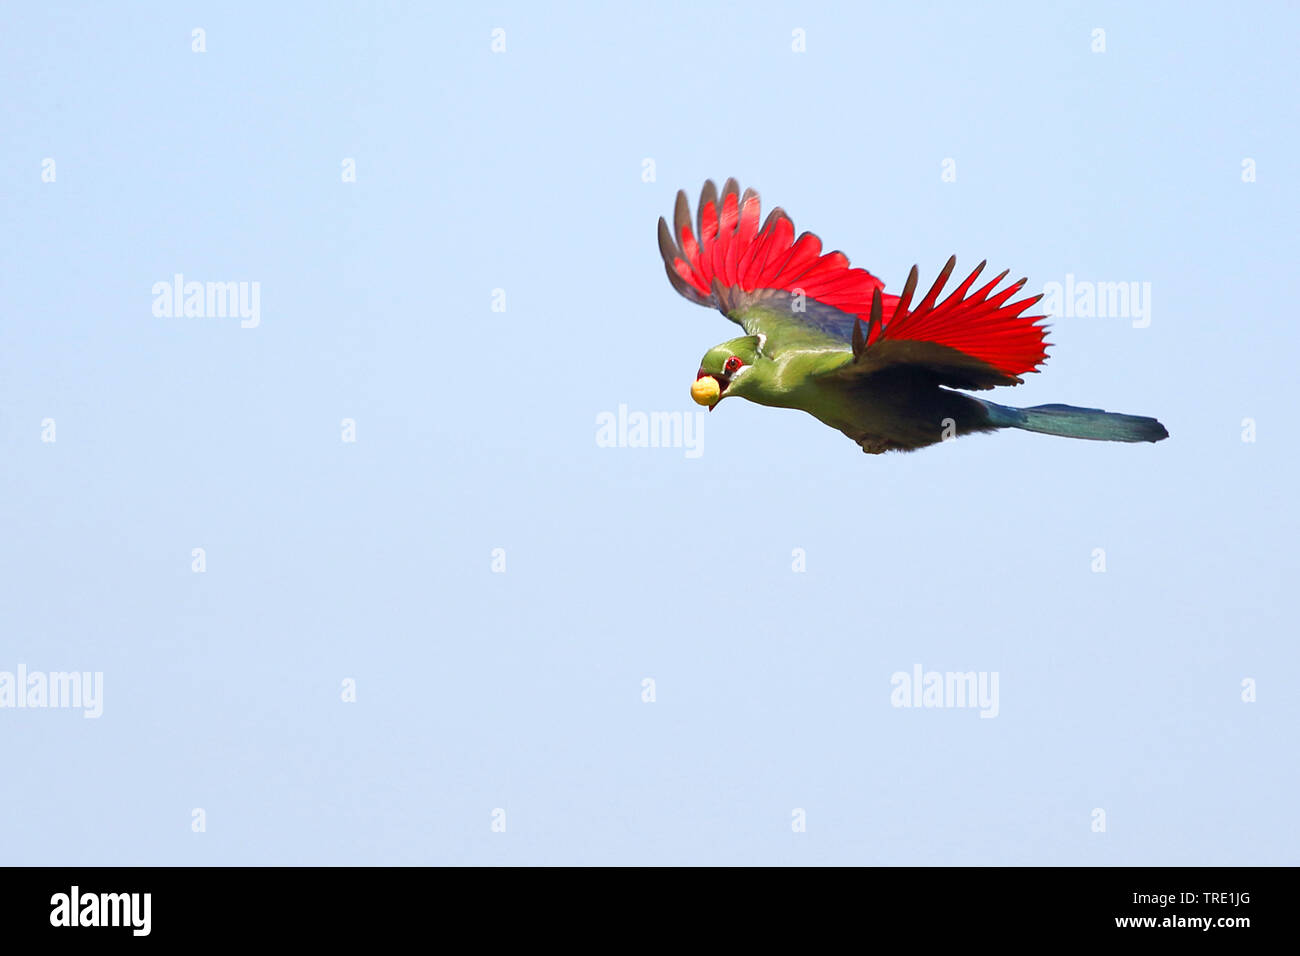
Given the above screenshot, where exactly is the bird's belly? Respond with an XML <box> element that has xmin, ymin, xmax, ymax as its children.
<box><xmin>782</xmin><ymin>381</ymin><xmax>992</xmax><ymax>452</ymax></box>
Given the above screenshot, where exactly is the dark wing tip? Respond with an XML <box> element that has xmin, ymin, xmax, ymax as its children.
<box><xmin>673</xmin><ymin>191</ymin><xmax>691</xmax><ymax>241</ymax></box>
<box><xmin>697</xmin><ymin>180</ymin><xmax>718</xmax><ymax>237</ymax></box>
<box><xmin>893</xmin><ymin>265</ymin><xmax>920</xmax><ymax>318</ymax></box>
<box><xmin>760</xmin><ymin>205</ymin><xmax>791</xmax><ymax>235</ymax></box>
<box><xmin>658</xmin><ymin>216</ymin><xmax>706</xmax><ymax>303</ymax></box>
<box><xmin>657</xmin><ymin>216</ymin><xmax>678</xmax><ymax>261</ymax></box>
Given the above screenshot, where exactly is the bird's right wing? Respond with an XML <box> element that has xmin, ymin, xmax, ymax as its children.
<box><xmin>815</xmin><ymin>260</ymin><xmax>1049</xmax><ymax>391</ymax></box>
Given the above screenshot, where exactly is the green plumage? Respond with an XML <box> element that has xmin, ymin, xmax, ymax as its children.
<box><xmin>697</xmin><ymin>295</ymin><xmax>1167</xmax><ymax>454</ymax></box>
<box><xmin>664</xmin><ymin>180</ymin><xmax>1167</xmax><ymax>454</ymax></box>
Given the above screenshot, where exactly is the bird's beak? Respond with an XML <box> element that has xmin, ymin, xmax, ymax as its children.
<box><xmin>691</xmin><ymin>370</ymin><xmax>722</xmax><ymax>410</ymax></box>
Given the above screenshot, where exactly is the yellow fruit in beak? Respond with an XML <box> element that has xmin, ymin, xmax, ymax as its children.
<box><xmin>690</xmin><ymin>375</ymin><xmax>721</xmax><ymax>407</ymax></box>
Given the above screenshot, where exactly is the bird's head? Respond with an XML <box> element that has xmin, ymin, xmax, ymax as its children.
<box><xmin>689</xmin><ymin>336</ymin><xmax>762</xmax><ymax>410</ymax></box>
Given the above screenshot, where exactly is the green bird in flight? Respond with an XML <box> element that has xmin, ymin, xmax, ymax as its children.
<box><xmin>659</xmin><ymin>179</ymin><xmax>1168</xmax><ymax>454</ymax></box>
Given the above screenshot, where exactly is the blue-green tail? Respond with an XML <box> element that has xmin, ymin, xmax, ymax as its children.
<box><xmin>980</xmin><ymin>401</ymin><xmax>1168</xmax><ymax>443</ymax></box>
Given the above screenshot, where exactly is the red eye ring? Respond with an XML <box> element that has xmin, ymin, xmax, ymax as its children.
<box><xmin>724</xmin><ymin>355</ymin><xmax>743</xmax><ymax>374</ymax></box>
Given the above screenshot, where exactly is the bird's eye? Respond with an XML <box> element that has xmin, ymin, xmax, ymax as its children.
<box><xmin>724</xmin><ymin>355</ymin><xmax>743</xmax><ymax>374</ymax></box>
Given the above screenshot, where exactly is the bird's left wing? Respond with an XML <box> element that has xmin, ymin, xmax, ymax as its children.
<box><xmin>657</xmin><ymin>178</ymin><xmax>884</xmax><ymax>355</ymax></box>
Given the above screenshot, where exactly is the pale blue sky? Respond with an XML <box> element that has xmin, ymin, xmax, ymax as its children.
<box><xmin>1</xmin><ymin>1</ymin><xmax>1296</xmax><ymax>865</ymax></box>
